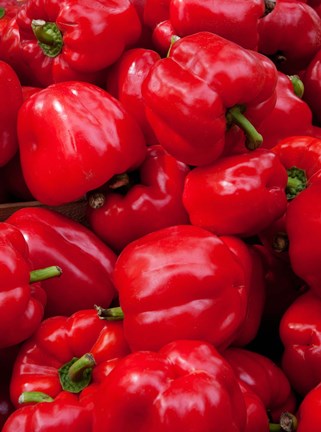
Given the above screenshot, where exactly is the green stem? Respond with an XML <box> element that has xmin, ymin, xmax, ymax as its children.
<box><xmin>68</xmin><ymin>353</ymin><xmax>96</xmax><ymax>382</ymax></box>
<box><xmin>269</xmin><ymin>413</ymin><xmax>298</xmax><ymax>432</ymax></box>
<box><xmin>31</xmin><ymin>19</ymin><xmax>63</xmax><ymax>57</ymax></box>
<box><xmin>167</xmin><ymin>35</ymin><xmax>180</xmax><ymax>58</ymax></box>
<box><xmin>286</xmin><ymin>166</ymin><xmax>307</xmax><ymax>200</ymax></box>
<box><xmin>226</xmin><ymin>105</ymin><xmax>263</xmax><ymax>150</ymax></box>
<box><xmin>59</xmin><ymin>357</ymin><xmax>92</xmax><ymax>393</ymax></box>
<box><xmin>30</xmin><ymin>266</ymin><xmax>62</xmax><ymax>283</ymax></box>
<box><xmin>19</xmin><ymin>391</ymin><xmax>54</xmax><ymax>404</ymax></box>
<box><xmin>0</xmin><ymin>7</ymin><xmax>5</xmax><ymax>19</ymax></box>
<box><xmin>95</xmin><ymin>305</ymin><xmax>124</xmax><ymax>321</ymax></box>
<box><xmin>289</xmin><ymin>75</ymin><xmax>304</xmax><ymax>98</ymax></box>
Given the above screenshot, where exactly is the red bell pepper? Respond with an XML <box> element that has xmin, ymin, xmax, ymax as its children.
<box><xmin>258</xmin><ymin>0</ymin><xmax>321</xmax><ymax>74</ymax></box>
<box><xmin>108</xmin><ymin>225</ymin><xmax>251</xmax><ymax>351</ymax></box>
<box><xmin>87</xmin><ymin>145</ymin><xmax>190</xmax><ymax>253</ymax></box>
<box><xmin>106</xmin><ymin>47</ymin><xmax>160</xmax><ymax>145</ymax></box>
<box><xmin>142</xmin><ymin>31</ymin><xmax>278</xmax><ymax>166</ymax></box>
<box><xmin>221</xmin><ymin>237</ymin><xmax>266</xmax><ymax>348</ymax></box>
<box><xmin>284</xmin><ymin>182</ymin><xmax>321</xmax><ymax>298</ymax></box>
<box><xmin>251</xmin><ymin>244</ymin><xmax>305</xmax><ymax>362</ymax></box>
<box><xmin>0</xmin><ymin>16</ymin><xmax>34</xmax><ymax>86</ymax></box>
<box><xmin>238</xmin><ymin>381</ymin><xmax>270</xmax><ymax>432</ymax></box>
<box><xmin>3</xmin><ymin>391</ymin><xmax>92</xmax><ymax>432</ymax></box>
<box><xmin>223</xmin><ymin>347</ymin><xmax>297</xmax><ymax>424</ymax></box>
<box><xmin>151</xmin><ymin>19</ymin><xmax>177</xmax><ymax>57</ymax></box>
<box><xmin>7</xmin><ymin>207</ymin><xmax>117</xmax><ymax>318</ymax></box>
<box><xmin>17</xmin><ymin>80</ymin><xmax>147</xmax><ymax>206</ymax></box>
<box><xmin>0</xmin><ymin>60</ymin><xmax>23</xmax><ymax>166</ymax></box>
<box><xmin>296</xmin><ymin>382</ymin><xmax>321</xmax><ymax>432</ymax></box>
<box><xmin>168</xmin><ymin>0</ymin><xmax>267</xmax><ymax>51</ymax></box>
<box><xmin>182</xmin><ymin>149</ymin><xmax>288</xmax><ymax>238</ymax></box>
<box><xmin>10</xmin><ymin>308</ymin><xmax>130</xmax><ymax>408</ymax></box>
<box><xmin>0</xmin><ymin>221</ymin><xmax>61</xmax><ymax>348</ymax></box>
<box><xmin>14</xmin><ymin>0</ymin><xmax>142</xmax><ymax>87</ymax></box>
<box><xmin>92</xmin><ymin>339</ymin><xmax>247</xmax><ymax>431</ymax></box>
<box><xmin>280</xmin><ymin>290</ymin><xmax>321</xmax><ymax>396</ymax></box>
<box><xmin>301</xmin><ymin>48</ymin><xmax>321</xmax><ymax>126</ymax></box>
<box><xmin>257</xmin><ymin>135</ymin><xmax>321</xmax><ymax>261</ymax></box>
<box><xmin>257</xmin><ymin>72</ymin><xmax>314</xmax><ymax>149</ymax></box>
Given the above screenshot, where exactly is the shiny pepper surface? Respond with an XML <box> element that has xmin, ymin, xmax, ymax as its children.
<box><xmin>113</xmin><ymin>225</ymin><xmax>250</xmax><ymax>351</ymax></box>
<box><xmin>142</xmin><ymin>31</ymin><xmax>278</xmax><ymax>166</ymax></box>
<box><xmin>92</xmin><ymin>340</ymin><xmax>247</xmax><ymax>432</ymax></box>
<box><xmin>15</xmin><ymin>0</ymin><xmax>142</xmax><ymax>86</ymax></box>
<box><xmin>17</xmin><ymin>80</ymin><xmax>147</xmax><ymax>206</ymax></box>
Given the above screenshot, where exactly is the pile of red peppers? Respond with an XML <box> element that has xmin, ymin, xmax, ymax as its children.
<box><xmin>1</xmin><ymin>0</ymin><xmax>321</xmax><ymax>430</ymax></box>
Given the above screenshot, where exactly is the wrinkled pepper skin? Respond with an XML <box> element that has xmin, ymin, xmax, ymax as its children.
<box><xmin>15</xmin><ymin>0</ymin><xmax>142</xmax><ymax>87</ymax></box>
<box><xmin>0</xmin><ymin>60</ymin><xmax>23</xmax><ymax>166</ymax></box>
<box><xmin>223</xmin><ymin>347</ymin><xmax>297</xmax><ymax>423</ymax></box>
<box><xmin>280</xmin><ymin>290</ymin><xmax>321</xmax><ymax>396</ymax></box>
<box><xmin>258</xmin><ymin>0</ymin><xmax>321</xmax><ymax>74</ymax></box>
<box><xmin>0</xmin><ymin>222</ymin><xmax>46</xmax><ymax>348</ymax></box>
<box><xmin>142</xmin><ymin>31</ymin><xmax>278</xmax><ymax>166</ymax></box>
<box><xmin>87</xmin><ymin>145</ymin><xmax>190</xmax><ymax>253</ymax></box>
<box><xmin>7</xmin><ymin>207</ymin><xmax>117</xmax><ymax>318</ymax></box>
<box><xmin>182</xmin><ymin>149</ymin><xmax>288</xmax><ymax>238</ymax></box>
<box><xmin>10</xmin><ymin>308</ymin><xmax>130</xmax><ymax>407</ymax></box>
<box><xmin>286</xmin><ymin>180</ymin><xmax>321</xmax><ymax>296</ymax></box>
<box><xmin>169</xmin><ymin>0</ymin><xmax>266</xmax><ymax>50</ymax></box>
<box><xmin>3</xmin><ymin>392</ymin><xmax>92</xmax><ymax>432</ymax></box>
<box><xmin>113</xmin><ymin>225</ymin><xmax>250</xmax><ymax>351</ymax></box>
<box><xmin>106</xmin><ymin>47</ymin><xmax>160</xmax><ymax>145</ymax></box>
<box><xmin>92</xmin><ymin>340</ymin><xmax>247</xmax><ymax>432</ymax></box>
<box><xmin>17</xmin><ymin>80</ymin><xmax>147</xmax><ymax>206</ymax></box>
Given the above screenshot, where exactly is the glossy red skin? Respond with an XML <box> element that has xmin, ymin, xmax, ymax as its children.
<box><xmin>87</xmin><ymin>145</ymin><xmax>190</xmax><ymax>253</ymax></box>
<box><xmin>10</xmin><ymin>309</ymin><xmax>130</xmax><ymax>408</ymax></box>
<box><xmin>221</xmin><ymin>237</ymin><xmax>266</xmax><ymax>347</ymax></box>
<box><xmin>7</xmin><ymin>207</ymin><xmax>117</xmax><ymax>318</ymax></box>
<box><xmin>17</xmin><ymin>81</ymin><xmax>147</xmax><ymax>206</ymax></box>
<box><xmin>258</xmin><ymin>72</ymin><xmax>314</xmax><ymax>149</ymax></box>
<box><xmin>302</xmin><ymin>48</ymin><xmax>321</xmax><ymax>125</ymax></box>
<box><xmin>286</xmin><ymin>180</ymin><xmax>321</xmax><ymax>297</ymax></box>
<box><xmin>92</xmin><ymin>340</ymin><xmax>247</xmax><ymax>432</ymax></box>
<box><xmin>238</xmin><ymin>381</ymin><xmax>270</xmax><ymax>432</ymax></box>
<box><xmin>272</xmin><ymin>135</ymin><xmax>321</xmax><ymax>183</ymax></box>
<box><xmin>0</xmin><ymin>60</ymin><xmax>23</xmax><ymax>166</ymax></box>
<box><xmin>0</xmin><ymin>17</ymin><xmax>35</xmax><ymax>86</ymax></box>
<box><xmin>3</xmin><ymin>391</ymin><xmax>92</xmax><ymax>432</ymax></box>
<box><xmin>113</xmin><ymin>225</ymin><xmax>249</xmax><ymax>351</ymax></box>
<box><xmin>296</xmin><ymin>383</ymin><xmax>321</xmax><ymax>432</ymax></box>
<box><xmin>223</xmin><ymin>347</ymin><xmax>297</xmax><ymax>423</ymax></box>
<box><xmin>258</xmin><ymin>1</ymin><xmax>321</xmax><ymax>74</ymax></box>
<box><xmin>106</xmin><ymin>47</ymin><xmax>160</xmax><ymax>145</ymax></box>
<box><xmin>280</xmin><ymin>291</ymin><xmax>321</xmax><ymax>396</ymax></box>
<box><xmin>15</xmin><ymin>0</ymin><xmax>141</xmax><ymax>87</ymax></box>
<box><xmin>151</xmin><ymin>19</ymin><xmax>176</xmax><ymax>56</ymax></box>
<box><xmin>0</xmin><ymin>222</ymin><xmax>46</xmax><ymax>348</ymax></box>
<box><xmin>183</xmin><ymin>149</ymin><xmax>288</xmax><ymax>237</ymax></box>
<box><xmin>142</xmin><ymin>31</ymin><xmax>278</xmax><ymax>166</ymax></box>
<box><xmin>169</xmin><ymin>0</ymin><xmax>265</xmax><ymax>50</ymax></box>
